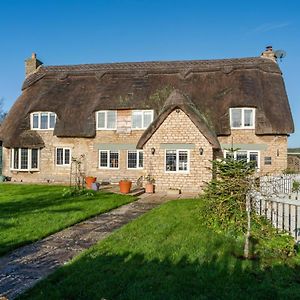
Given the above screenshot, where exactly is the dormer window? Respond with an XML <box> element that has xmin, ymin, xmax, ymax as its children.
<box><xmin>230</xmin><ymin>108</ymin><xmax>255</xmax><ymax>129</ymax></box>
<box><xmin>31</xmin><ymin>112</ymin><xmax>57</xmax><ymax>130</ymax></box>
<box><xmin>96</xmin><ymin>111</ymin><xmax>117</xmax><ymax>130</ymax></box>
<box><xmin>132</xmin><ymin>110</ymin><xmax>153</xmax><ymax>129</ymax></box>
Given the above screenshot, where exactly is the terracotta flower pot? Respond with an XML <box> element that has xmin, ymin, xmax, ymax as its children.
<box><xmin>85</xmin><ymin>176</ymin><xmax>97</xmax><ymax>189</ymax></box>
<box><xmin>145</xmin><ymin>183</ymin><xmax>155</xmax><ymax>193</ymax></box>
<box><xmin>119</xmin><ymin>180</ymin><xmax>132</xmax><ymax>194</ymax></box>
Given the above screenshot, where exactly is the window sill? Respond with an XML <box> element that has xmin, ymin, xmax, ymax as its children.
<box><xmin>231</xmin><ymin>127</ymin><xmax>255</xmax><ymax>130</ymax></box>
<box><xmin>10</xmin><ymin>169</ymin><xmax>40</xmax><ymax>173</ymax></box>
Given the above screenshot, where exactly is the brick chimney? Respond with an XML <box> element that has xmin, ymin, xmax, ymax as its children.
<box><xmin>260</xmin><ymin>46</ymin><xmax>276</xmax><ymax>62</ymax></box>
<box><xmin>25</xmin><ymin>53</ymin><xmax>43</xmax><ymax>77</ymax></box>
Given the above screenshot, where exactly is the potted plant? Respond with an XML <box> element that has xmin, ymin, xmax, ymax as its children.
<box><xmin>119</xmin><ymin>178</ymin><xmax>132</xmax><ymax>194</ymax></box>
<box><xmin>145</xmin><ymin>174</ymin><xmax>155</xmax><ymax>193</ymax></box>
<box><xmin>85</xmin><ymin>176</ymin><xmax>97</xmax><ymax>189</ymax></box>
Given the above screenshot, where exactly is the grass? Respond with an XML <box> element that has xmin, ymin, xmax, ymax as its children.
<box><xmin>21</xmin><ymin>199</ymin><xmax>300</xmax><ymax>300</ymax></box>
<box><xmin>0</xmin><ymin>184</ymin><xmax>136</xmax><ymax>256</ymax></box>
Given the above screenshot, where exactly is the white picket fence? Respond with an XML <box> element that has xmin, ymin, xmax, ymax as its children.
<box><xmin>254</xmin><ymin>174</ymin><xmax>300</xmax><ymax>241</ymax></box>
<box><xmin>259</xmin><ymin>174</ymin><xmax>300</xmax><ymax>195</ymax></box>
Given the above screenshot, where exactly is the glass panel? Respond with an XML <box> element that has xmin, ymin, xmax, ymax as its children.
<box><xmin>110</xmin><ymin>151</ymin><xmax>119</xmax><ymax>168</ymax></box>
<box><xmin>138</xmin><ymin>151</ymin><xmax>143</xmax><ymax>168</ymax></box>
<box><xmin>244</xmin><ymin>109</ymin><xmax>253</xmax><ymax>127</ymax></box>
<box><xmin>107</xmin><ymin>111</ymin><xmax>116</xmax><ymax>129</ymax></box>
<box><xmin>49</xmin><ymin>113</ymin><xmax>56</xmax><ymax>129</ymax></box>
<box><xmin>64</xmin><ymin>149</ymin><xmax>70</xmax><ymax>165</ymax></box>
<box><xmin>132</xmin><ymin>111</ymin><xmax>142</xmax><ymax>129</ymax></box>
<box><xmin>20</xmin><ymin>148</ymin><xmax>28</xmax><ymax>169</ymax></box>
<box><xmin>128</xmin><ymin>151</ymin><xmax>137</xmax><ymax>168</ymax></box>
<box><xmin>264</xmin><ymin>156</ymin><xmax>272</xmax><ymax>165</ymax></box>
<box><xmin>32</xmin><ymin>114</ymin><xmax>39</xmax><ymax>129</ymax></box>
<box><xmin>225</xmin><ymin>151</ymin><xmax>234</xmax><ymax>159</ymax></box>
<box><xmin>178</xmin><ymin>151</ymin><xmax>188</xmax><ymax>171</ymax></box>
<box><xmin>13</xmin><ymin>148</ymin><xmax>19</xmax><ymax>169</ymax></box>
<box><xmin>249</xmin><ymin>152</ymin><xmax>258</xmax><ymax>168</ymax></box>
<box><xmin>143</xmin><ymin>111</ymin><xmax>153</xmax><ymax>128</ymax></box>
<box><xmin>31</xmin><ymin>149</ymin><xmax>38</xmax><ymax>169</ymax></box>
<box><xmin>97</xmin><ymin>112</ymin><xmax>105</xmax><ymax>129</ymax></box>
<box><xmin>231</xmin><ymin>108</ymin><xmax>242</xmax><ymax>128</ymax></box>
<box><xmin>56</xmin><ymin>148</ymin><xmax>63</xmax><ymax>165</ymax></box>
<box><xmin>100</xmin><ymin>151</ymin><xmax>108</xmax><ymax>167</ymax></box>
<box><xmin>40</xmin><ymin>113</ymin><xmax>48</xmax><ymax>129</ymax></box>
<box><xmin>236</xmin><ymin>151</ymin><xmax>247</xmax><ymax>161</ymax></box>
<box><xmin>166</xmin><ymin>150</ymin><xmax>177</xmax><ymax>171</ymax></box>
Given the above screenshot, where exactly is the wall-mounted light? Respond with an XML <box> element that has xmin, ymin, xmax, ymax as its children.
<box><xmin>151</xmin><ymin>147</ymin><xmax>155</xmax><ymax>155</ymax></box>
<box><xmin>199</xmin><ymin>147</ymin><xmax>204</xmax><ymax>155</ymax></box>
<box><xmin>277</xmin><ymin>149</ymin><xmax>280</xmax><ymax>157</ymax></box>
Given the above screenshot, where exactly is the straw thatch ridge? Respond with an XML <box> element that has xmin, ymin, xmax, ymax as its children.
<box><xmin>0</xmin><ymin>56</ymin><xmax>294</xmax><ymax>148</ymax></box>
<box><xmin>137</xmin><ymin>90</ymin><xmax>220</xmax><ymax>149</ymax></box>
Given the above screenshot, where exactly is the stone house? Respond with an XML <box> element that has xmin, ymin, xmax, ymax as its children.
<box><xmin>0</xmin><ymin>47</ymin><xmax>294</xmax><ymax>192</ymax></box>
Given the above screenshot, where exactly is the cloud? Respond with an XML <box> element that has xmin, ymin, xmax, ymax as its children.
<box><xmin>253</xmin><ymin>22</ymin><xmax>290</xmax><ymax>33</ymax></box>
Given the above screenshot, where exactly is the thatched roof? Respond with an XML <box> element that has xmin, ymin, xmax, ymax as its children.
<box><xmin>137</xmin><ymin>90</ymin><xmax>220</xmax><ymax>149</ymax></box>
<box><xmin>0</xmin><ymin>56</ymin><xmax>294</xmax><ymax>148</ymax></box>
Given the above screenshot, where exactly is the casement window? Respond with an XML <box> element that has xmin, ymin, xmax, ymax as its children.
<box><xmin>10</xmin><ymin>148</ymin><xmax>39</xmax><ymax>171</ymax></box>
<box><xmin>31</xmin><ymin>112</ymin><xmax>57</xmax><ymax>130</ymax></box>
<box><xmin>99</xmin><ymin>150</ymin><xmax>119</xmax><ymax>169</ymax></box>
<box><xmin>96</xmin><ymin>111</ymin><xmax>117</xmax><ymax>130</ymax></box>
<box><xmin>127</xmin><ymin>150</ymin><xmax>143</xmax><ymax>169</ymax></box>
<box><xmin>224</xmin><ymin>150</ymin><xmax>260</xmax><ymax>169</ymax></box>
<box><xmin>230</xmin><ymin>108</ymin><xmax>255</xmax><ymax>129</ymax></box>
<box><xmin>132</xmin><ymin>110</ymin><xmax>154</xmax><ymax>129</ymax></box>
<box><xmin>264</xmin><ymin>156</ymin><xmax>272</xmax><ymax>165</ymax></box>
<box><xmin>165</xmin><ymin>150</ymin><xmax>189</xmax><ymax>173</ymax></box>
<box><xmin>56</xmin><ymin>148</ymin><xmax>71</xmax><ymax>166</ymax></box>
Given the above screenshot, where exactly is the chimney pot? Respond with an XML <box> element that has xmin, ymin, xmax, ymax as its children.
<box><xmin>31</xmin><ymin>52</ymin><xmax>36</xmax><ymax>59</ymax></box>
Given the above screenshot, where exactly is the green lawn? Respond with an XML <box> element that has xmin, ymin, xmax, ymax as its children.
<box><xmin>0</xmin><ymin>184</ymin><xmax>135</xmax><ymax>256</ymax></box>
<box><xmin>21</xmin><ymin>199</ymin><xmax>300</xmax><ymax>300</ymax></box>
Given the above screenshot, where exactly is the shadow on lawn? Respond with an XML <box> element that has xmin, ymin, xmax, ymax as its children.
<box><xmin>0</xmin><ymin>188</ymin><xmax>116</xmax><ymax>218</ymax></box>
<box><xmin>22</xmin><ymin>251</ymin><xmax>300</xmax><ymax>300</ymax></box>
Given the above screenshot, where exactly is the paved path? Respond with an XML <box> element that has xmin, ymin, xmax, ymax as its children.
<box><xmin>0</xmin><ymin>193</ymin><xmax>173</xmax><ymax>300</ymax></box>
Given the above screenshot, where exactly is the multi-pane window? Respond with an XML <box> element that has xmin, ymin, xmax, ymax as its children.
<box><xmin>96</xmin><ymin>111</ymin><xmax>117</xmax><ymax>130</ymax></box>
<box><xmin>99</xmin><ymin>150</ymin><xmax>119</xmax><ymax>168</ymax></box>
<box><xmin>165</xmin><ymin>150</ymin><xmax>189</xmax><ymax>173</ymax></box>
<box><xmin>11</xmin><ymin>148</ymin><xmax>39</xmax><ymax>171</ymax></box>
<box><xmin>230</xmin><ymin>108</ymin><xmax>255</xmax><ymax>129</ymax></box>
<box><xmin>127</xmin><ymin>150</ymin><xmax>143</xmax><ymax>169</ymax></box>
<box><xmin>224</xmin><ymin>150</ymin><xmax>259</xmax><ymax>169</ymax></box>
<box><xmin>132</xmin><ymin>110</ymin><xmax>154</xmax><ymax>129</ymax></box>
<box><xmin>56</xmin><ymin>148</ymin><xmax>71</xmax><ymax>166</ymax></box>
<box><xmin>31</xmin><ymin>112</ymin><xmax>57</xmax><ymax>130</ymax></box>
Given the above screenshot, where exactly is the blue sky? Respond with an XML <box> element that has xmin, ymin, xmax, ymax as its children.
<box><xmin>0</xmin><ymin>0</ymin><xmax>299</xmax><ymax>147</ymax></box>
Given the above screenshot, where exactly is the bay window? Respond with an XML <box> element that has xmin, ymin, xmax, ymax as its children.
<box><xmin>11</xmin><ymin>148</ymin><xmax>39</xmax><ymax>171</ymax></box>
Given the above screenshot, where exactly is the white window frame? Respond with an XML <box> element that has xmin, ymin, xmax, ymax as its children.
<box><xmin>96</xmin><ymin>111</ymin><xmax>117</xmax><ymax>130</ymax></box>
<box><xmin>30</xmin><ymin>112</ymin><xmax>57</xmax><ymax>130</ymax></box>
<box><xmin>127</xmin><ymin>150</ymin><xmax>143</xmax><ymax>169</ymax></box>
<box><xmin>131</xmin><ymin>110</ymin><xmax>154</xmax><ymax>130</ymax></box>
<box><xmin>229</xmin><ymin>108</ymin><xmax>255</xmax><ymax>129</ymax></box>
<box><xmin>55</xmin><ymin>147</ymin><xmax>71</xmax><ymax>166</ymax></box>
<box><xmin>223</xmin><ymin>150</ymin><xmax>260</xmax><ymax>170</ymax></box>
<box><xmin>165</xmin><ymin>149</ymin><xmax>190</xmax><ymax>174</ymax></box>
<box><xmin>10</xmin><ymin>148</ymin><xmax>40</xmax><ymax>171</ymax></box>
<box><xmin>99</xmin><ymin>150</ymin><xmax>120</xmax><ymax>169</ymax></box>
